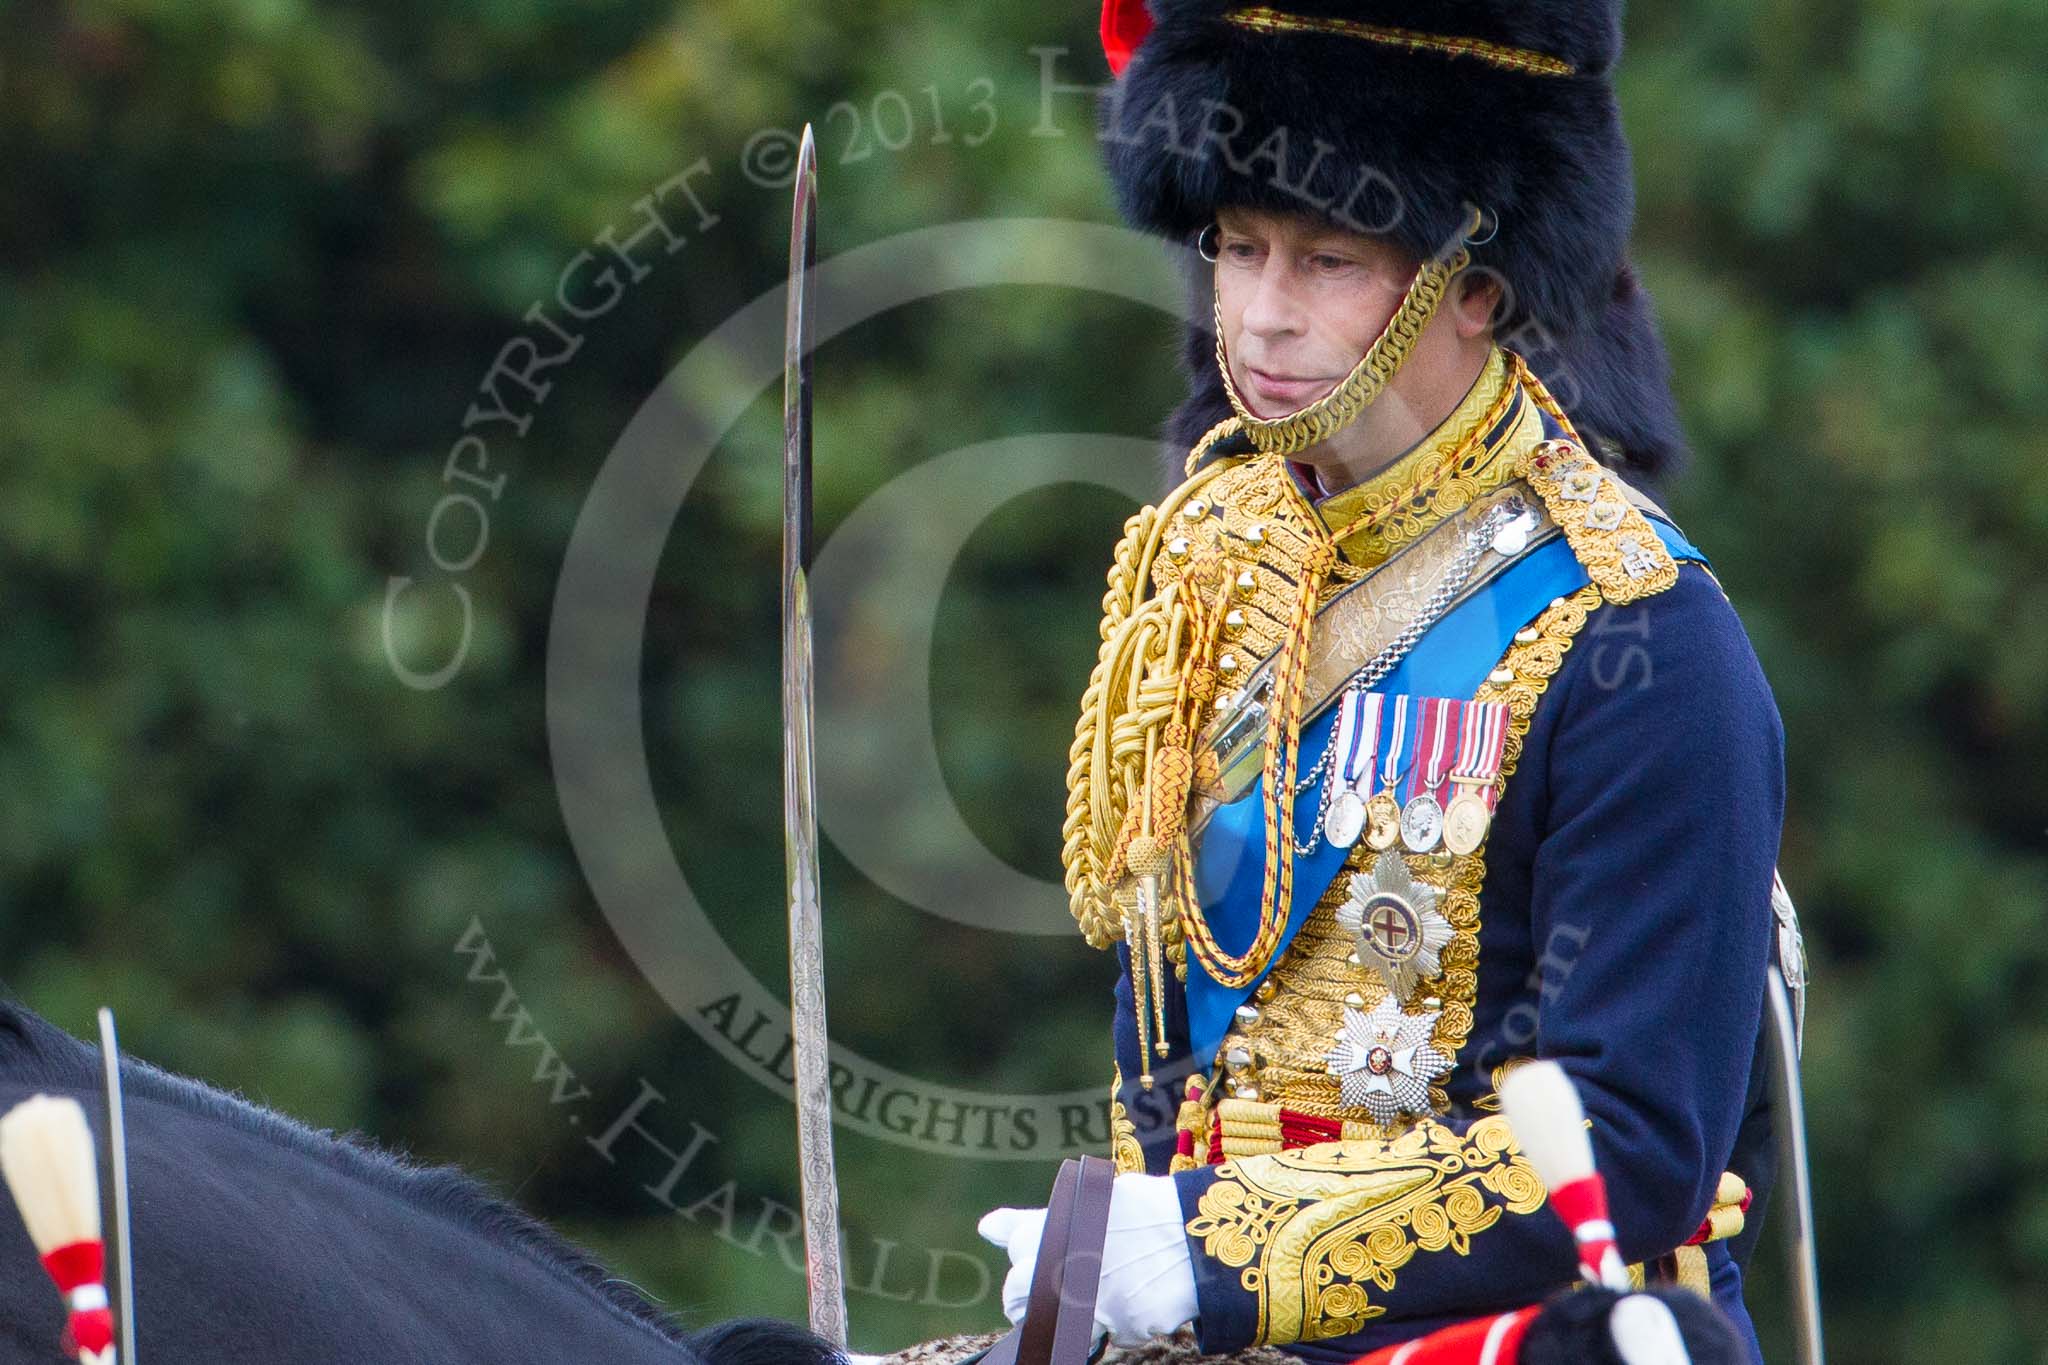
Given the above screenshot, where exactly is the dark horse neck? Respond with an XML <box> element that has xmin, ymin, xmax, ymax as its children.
<box><xmin>0</xmin><ymin>1003</ymin><xmax>836</xmax><ymax>1365</ymax></box>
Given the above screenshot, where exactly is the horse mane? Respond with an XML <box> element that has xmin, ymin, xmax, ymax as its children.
<box><xmin>0</xmin><ymin>997</ymin><xmax>691</xmax><ymax>1349</ymax></box>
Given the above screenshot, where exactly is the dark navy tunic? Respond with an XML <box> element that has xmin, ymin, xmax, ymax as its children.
<box><xmin>1109</xmin><ymin>553</ymin><xmax>1785</xmax><ymax>1362</ymax></box>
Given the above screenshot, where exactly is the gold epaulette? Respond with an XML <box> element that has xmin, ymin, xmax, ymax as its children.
<box><xmin>1514</xmin><ymin>438</ymin><xmax>1678</xmax><ymax>604</ymax></box>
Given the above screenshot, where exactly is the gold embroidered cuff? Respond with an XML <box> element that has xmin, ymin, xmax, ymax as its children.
<box><xmin>1184</xmin><ymin>1116</ymin><xmax>1545</xmax><ymax>1344</ymax></box>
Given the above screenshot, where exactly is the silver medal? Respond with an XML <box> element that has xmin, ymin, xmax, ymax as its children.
<box><xmin>1400</xmin><ymin>794</ymin><xmax>1444</xmax><ymax>852</ymax></box>
<box><xmin>1325</xmin><ymin>787</ymin><xmax>1367</xmax><ymax>848</ymax></box>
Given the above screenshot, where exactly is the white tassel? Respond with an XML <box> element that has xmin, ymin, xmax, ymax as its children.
<box><xmin>1499</xmin><ymin>1060</ymin><xmax>1593</xmax><ymax>1190</ymax></box>
<box><xmin>0</xmin><ymin>1095</ymin><xmax>102</xmax><ymax>1258</ymax></box>
<box><xmin>1609</xmin><ymin>1293</ymin><xmax>1691</xmax><ymax>1365</ymax></box>
<box><xmin>1</xmin><ymin>1095</ymin><xmax>116</xmax><ymax>1365</ymax></box>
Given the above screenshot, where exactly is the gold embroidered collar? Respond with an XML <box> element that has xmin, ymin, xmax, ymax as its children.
<box><xmin>1307</xmin><ymin>348</ymin><xmax>1532</xmax><ymax>569</ymax></box>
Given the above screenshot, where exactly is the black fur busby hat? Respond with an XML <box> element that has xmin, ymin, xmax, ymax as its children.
<box><xmin>1097</xmin><ymin>0</ymin><xmax>1684</xmax><ymax>482</ymax></box>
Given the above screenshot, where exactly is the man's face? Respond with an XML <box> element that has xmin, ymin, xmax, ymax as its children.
<box><xmin>1213</xmin><ymin>206</ymin><xmax>1418</xmax><ymax>420</ymax></box>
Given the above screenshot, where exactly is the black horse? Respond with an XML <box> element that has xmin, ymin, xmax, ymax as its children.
<box><xmin>0</xmin><ymin>1001</ymin><xmax>840</xmax><ymax>1365</ymax></box>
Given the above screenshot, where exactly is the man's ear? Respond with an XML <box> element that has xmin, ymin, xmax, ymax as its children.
<box><xmin>1451</xmin><ymin>270</ymin><xmax>1503</xmax><ymax>339</ymax></box>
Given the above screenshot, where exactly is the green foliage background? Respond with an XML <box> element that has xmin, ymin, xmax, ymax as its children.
<box><xmin>2</xmin><ymin>0</ymin><xmax>2043</xmax><ymax>1359</ymax></box>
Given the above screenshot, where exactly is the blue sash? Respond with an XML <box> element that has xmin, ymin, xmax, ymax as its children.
<box><xmin>1184</xmin><ymin>516</ymin><xmax>1706</xmax><ymax>1067</ymax></box>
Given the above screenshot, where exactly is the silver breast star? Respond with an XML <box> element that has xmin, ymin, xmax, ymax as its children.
<box><xmin>1334</xmin><ymin>855</ymin><xmax>1456</xmax><ymax>1000</ymax></box>
<box><xmin>1326</xmin><ymin>996</ymin><xmax>1452</xmax><ymax>1124</ymax></box>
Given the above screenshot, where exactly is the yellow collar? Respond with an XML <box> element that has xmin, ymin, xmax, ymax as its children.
<box><xmin>1307</xmin><ymin>348</ymin><xmax>1533</xmax><ymax>568</ymax></box>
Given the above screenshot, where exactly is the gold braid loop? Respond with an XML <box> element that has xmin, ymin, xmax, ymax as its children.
<box><xmin>1064</xmin><ymin>463</ymin><xmax>1235</xmax><ymax>948</ymax></box>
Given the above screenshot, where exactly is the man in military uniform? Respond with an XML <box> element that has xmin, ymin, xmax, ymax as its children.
<box><xmin>978</xmin><ymin>1</ymin><xmax>1794</xmax><ymax>1361</ymax></box>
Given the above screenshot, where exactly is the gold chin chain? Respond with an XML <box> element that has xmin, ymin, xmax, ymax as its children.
<box><xmin>1215</xmin><ymin>244</ymin><xmax>1471</xmax><ymax>456</ymax></box>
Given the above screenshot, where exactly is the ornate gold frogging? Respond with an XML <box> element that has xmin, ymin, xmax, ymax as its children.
<box><xmin>1187</xmin><ymin>1116</ymin><xmax>1546</xmax><ymax>1343</ymax></box>
<box><xmin>1062</xmin><ymin>458</ymin><xmax>1235</xmax><ymax>953</ymax></box>
<box><xmin>1111</xmin><ymin>1064</ymin><xmax>1146</xmax><ymax>1174</ymax></box>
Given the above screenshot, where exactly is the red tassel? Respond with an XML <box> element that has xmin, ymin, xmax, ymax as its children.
<box><xmin>1350</xmin><ymin>1305</ymin><xmax>1541</xmax><ymax>1363</ymax></box>
<box><xmin>1100</xmin><ymin>0</ymin><xmax>1153</xmax><ymax>75</ymax></box>
<box><xmin>40</xmin><ymin>1239</ymin><xmax>114</xmax><ymax>1354</ymax></box>
<box><xmin>1549</xmin><ymin>1174</ymin><xmax>1628</xmax><ymax>1290</ymax></box>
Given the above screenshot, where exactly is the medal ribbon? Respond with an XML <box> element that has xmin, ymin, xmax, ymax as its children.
<box><xmin>1334</xmin><ymin>691</ymin><xmax>1385</xmax><ymax>794</ymax></box>
<box><xmin>1329</xmin><ymin>691</ymin><xmax>1359</xmax><ymax>797</ymax></box>
<box><xmin>1418</xmin><ymin>697</ymin><xmax>1462</xmax><ymax>804</ymax></box>
<box><xmin>1403</xmin><ymin>697</ymin><xmax>1456</xmax><ymax>805</ymax></box>
<box><xmin>1377</xmin><ymin>694</ymin><xmax>1411</xmax><ymax>797</ymax></box>
<box><xmin>1449</xmin><ymin>699</ymin><xmax>1511</xmax><ymax>810</ymax></box>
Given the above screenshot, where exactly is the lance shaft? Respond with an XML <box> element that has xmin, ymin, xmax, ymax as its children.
<box><xmin>1765</xmin><ymin>966</ymin><xmax>1824</xmax><ymax>1365</ymax></box>
<box><xmin>782</xmin><ymin>123</ymin><xmax>850</xmax><ymax>1348</ymax></box>
<box><xmin>98</xmin><ymin>1008</ymin><xmax>137</xmax><ymax>1365</ymax></box>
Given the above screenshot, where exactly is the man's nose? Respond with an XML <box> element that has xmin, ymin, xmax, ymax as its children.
<box><xmin>1240</xmin><ymin>256</ymin><xmax>1305</xmax><ymax>338</ymax></box>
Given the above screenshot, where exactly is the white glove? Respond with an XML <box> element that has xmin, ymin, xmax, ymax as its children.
<box><xmin>976</xmin><ymin>1173</ymin><xmax>1199</xmax><ymax>1347</ymax></box>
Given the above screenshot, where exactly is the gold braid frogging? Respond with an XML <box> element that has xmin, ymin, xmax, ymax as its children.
<box><xmin>1063</xmin><ymin>421</ymin><xmax>1245</xmax><ymax>953</ymax></box>
<box><xmin>1066</xmin><ymin>423</ymin><xmax>1271</xmax><ymax>1077</ymax></box>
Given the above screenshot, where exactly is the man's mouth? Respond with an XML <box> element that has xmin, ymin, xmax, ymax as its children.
<box><xmin>1247</xmin><ymin>367</ymin><xmax>1331</xmax><ymax>403</ymax></box>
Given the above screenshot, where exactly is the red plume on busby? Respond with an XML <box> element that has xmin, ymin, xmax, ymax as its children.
<box><xmin>1093</xmin><ymin>0</ymin><xmax>1686</xmax><ymax>484</ymax></box>
<box><xmin>1100</xmin><ymin>0</ymin><xmax>1155</xmax><ymax>76</ymax></box>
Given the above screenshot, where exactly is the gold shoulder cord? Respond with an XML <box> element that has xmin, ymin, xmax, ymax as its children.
<box><xmin>1063</xmin><ymin>422</ymin><xmax>1244</xmax><ymax>1082</ymax></box>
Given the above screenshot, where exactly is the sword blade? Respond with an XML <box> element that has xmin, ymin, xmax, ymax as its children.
<box><xmin>97</xmin><ymin>1008</ymin><xmax>137</xmax><ymax>1365</ymax></box>
<box><xmin>781</xmin><ymin>122</ymin><xmax>849</xmax><ymax>1349</ymax></box>
<box><xmin>1764</xmin><ymin>966</ymin><xmax>1824</xmax><ymax>1365</ymax></box>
